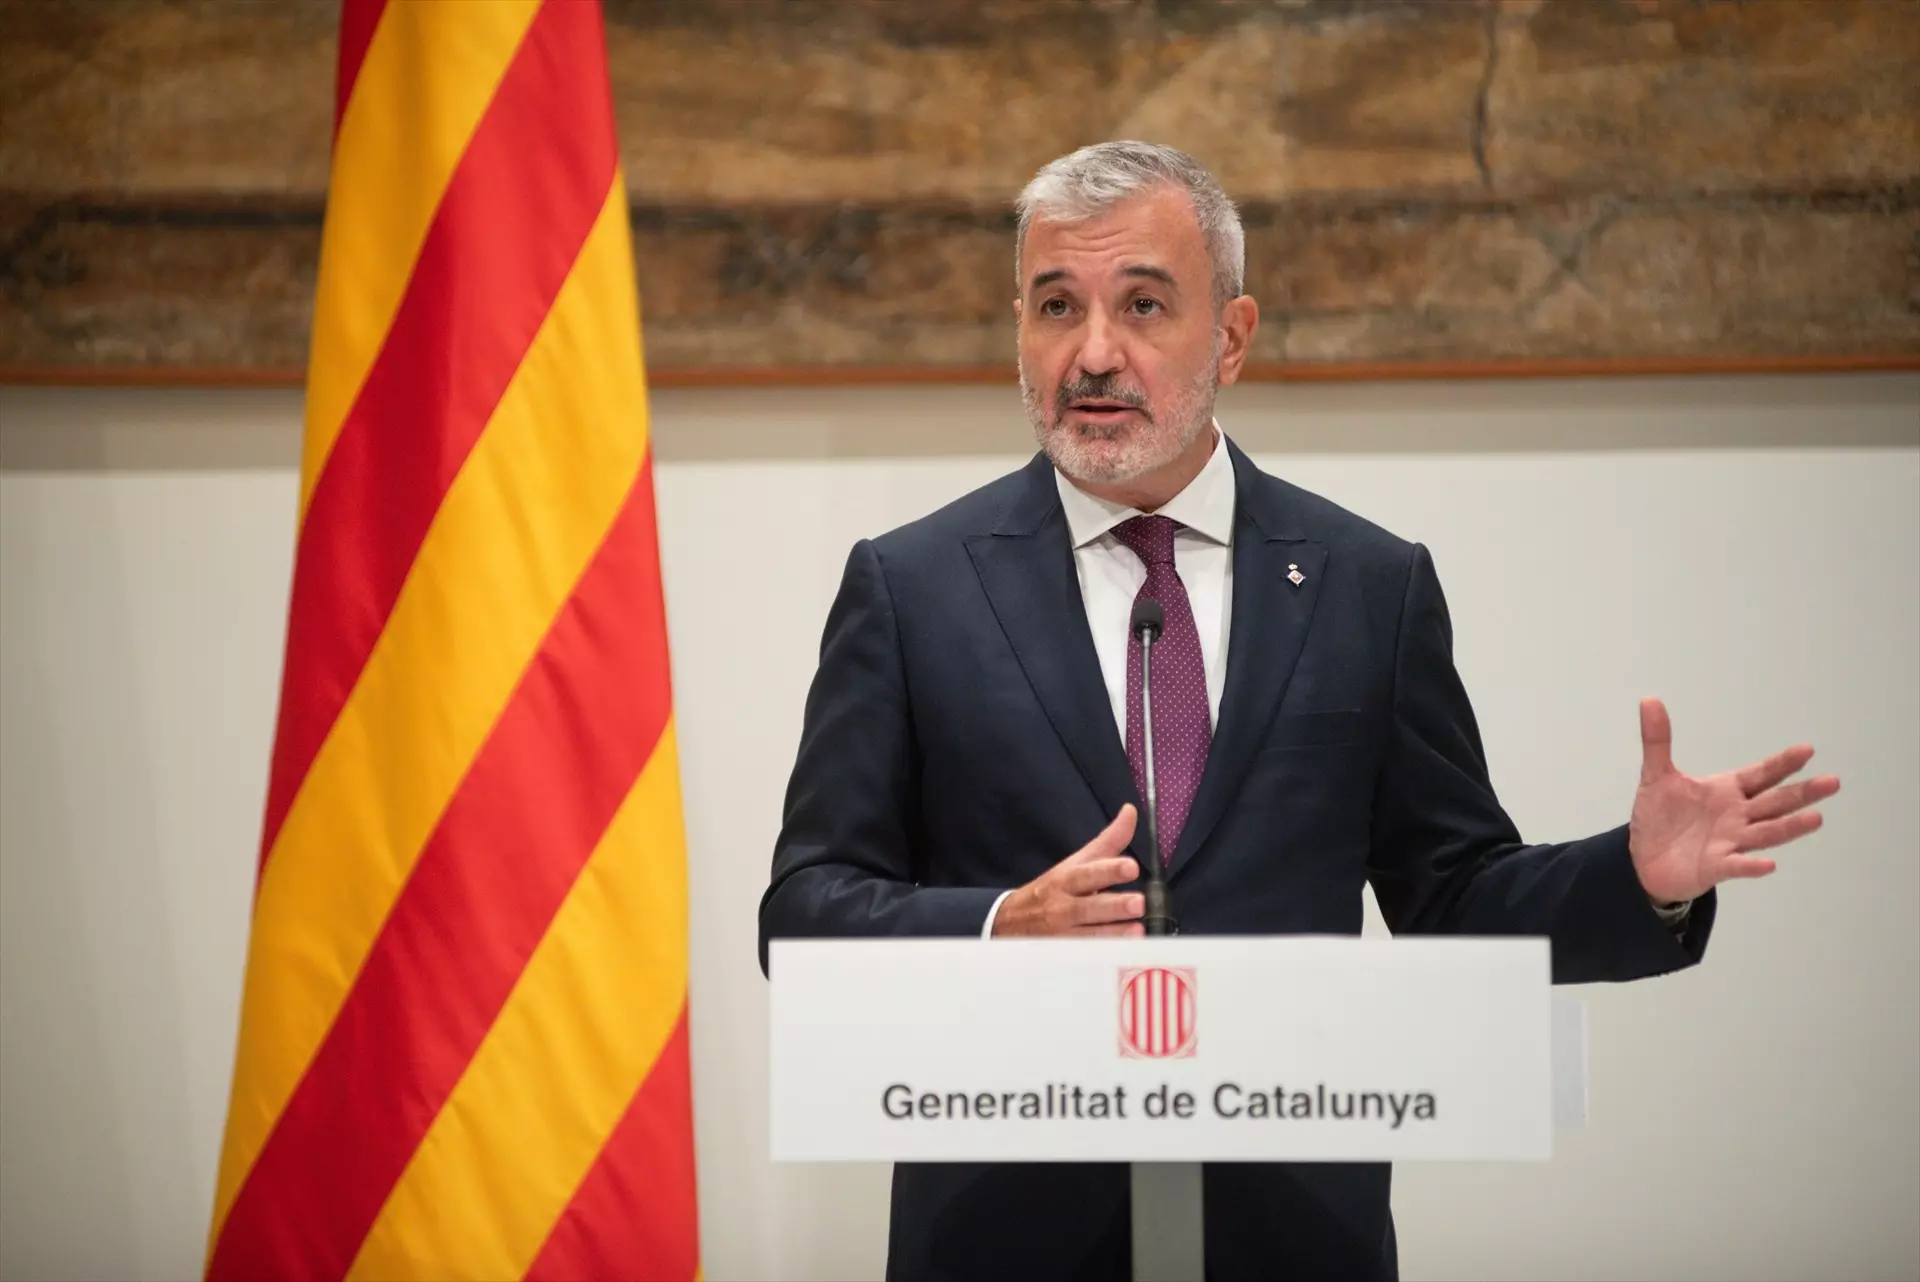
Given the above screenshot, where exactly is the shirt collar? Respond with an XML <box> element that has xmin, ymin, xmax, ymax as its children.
<box><xmin>1053</xmin><ymin>423</ymin><xmax>1236</xmax><ymax>551</ymax></box>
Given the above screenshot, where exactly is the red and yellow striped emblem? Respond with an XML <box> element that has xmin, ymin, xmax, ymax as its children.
<box><xmin>205</xmin><ymin>2</ymin><xmax>699</xmax><ymax>1277</ymax></box>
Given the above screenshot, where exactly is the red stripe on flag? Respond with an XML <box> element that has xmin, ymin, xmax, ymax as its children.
<box><xmin>207</xmin><ymin>463</ymin><xmax>672</xmax><ymax>1282</ymax></box>
<box><xmin>1140</xmin><ymin>973</ymin><xmax>1150</xmax><ymax>1055</ymax></box>
<box><xmin>1128</xmin><ymin>974</ymin><xmax>1144</xmax><ymax>1059</ymax></box>
<box><xmin>1144</xmin><ymin>971</ymin><xmax>1159</xmax><ymax>1051</ymax></box>
<box><xmin>1163</xmin><ymin>972</ymin><xmax>1174</xmax><ymax>1056</ymax></box>
<box><xmin>259</xmin><ymin>0</ymin><xmax>616</xmax><ymax>872</ymax></box>
<box><xmin>333</xmin><ymin>0</ymin><xmax>388</xmax><ymax>131</ymax></box>
<box><xmin>1166</xmin><ymin>972</ymin><xmax>1175</xmax><ymax>1056</ymax></box>
<box><xmin>528</xmin><ymin>1005</ymin><xmax>700</xmax><ymax>1282</ymax></box>
<box><xmin>1150</xmin><ymin>971</ymin><xmax>1160</xmax><ymax>1056</ymax></box>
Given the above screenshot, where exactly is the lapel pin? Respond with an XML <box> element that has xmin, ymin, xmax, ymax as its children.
<box><xmin>1287</xmin><ymin>563</ymin><xmax>1305</xmax><ymax>587</ymax></box>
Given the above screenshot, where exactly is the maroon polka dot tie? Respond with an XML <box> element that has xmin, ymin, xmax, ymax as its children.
<box><xmin>1112</xmin><ymin>515</ymin><xmax>1211</xmax><ymax>866</ymax></box>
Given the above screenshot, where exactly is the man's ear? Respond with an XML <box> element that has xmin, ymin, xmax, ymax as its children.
<box><xmin>1012</xmin><ymin>297</ymin><xmax>1023</xmax><ymax>322</ymax></box>
<box><xmin>1215</xmin><ymin>295</ymin><xmax>1259</xmax><ymax>387</ymax></box>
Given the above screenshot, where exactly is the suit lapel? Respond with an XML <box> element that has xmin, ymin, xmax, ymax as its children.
<box><xmin>965</xmin><ymin>455</ymin><xmax>1140</xmax><ymax>827</ymax></box>
<box><xmin>1168</xmin><ymin>444</ymin><xmax>1326</xmax><ymax>879</ymax></box>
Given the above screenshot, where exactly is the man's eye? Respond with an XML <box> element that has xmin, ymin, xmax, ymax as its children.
<box><xmin>1130</xmin><ymin>297</ymin><xmax>1161</xmax><ymax>316</ymax></box>
<box><xmin>1042</xmin><ymin>298</ymin><xmax>1071</xmax><ymax>318</ymax></box>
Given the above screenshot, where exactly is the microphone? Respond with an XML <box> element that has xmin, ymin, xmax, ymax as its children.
<box><xmin>1130</xmin><ymin>599</ymin><xmax>1177</xmax><ymax>936</ymax></box>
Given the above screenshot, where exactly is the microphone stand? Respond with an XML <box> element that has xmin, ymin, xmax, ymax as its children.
<box><xmin>1127</xmin><ymin>598</ymin><xmax>1201</xmax><ymax>1281</ymax></box>
<box><xmin>1132</xmin><ymin>600</ymin><xmax>1176</xmax><ymax>936</ymax></box>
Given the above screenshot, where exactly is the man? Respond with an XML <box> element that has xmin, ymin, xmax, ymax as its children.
<box><xmin>757</xmin><ymin>141</ymin><xmax>1839</xmax><ymax>1281</ymax></box>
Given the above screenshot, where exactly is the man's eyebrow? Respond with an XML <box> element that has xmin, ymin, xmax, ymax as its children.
<box><xmin>1027</xmin><ymin>264</ymin><xmax>1181</xmax><ymax>293</ymax></box>
<box><xmin>1120</xmin><ymin>264</ymin><xmax>1178</xmax><ymax>288</ymax></box>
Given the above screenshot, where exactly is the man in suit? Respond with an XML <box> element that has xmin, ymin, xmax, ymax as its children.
<box><xmin>757</xmin><ymin>141</ymin><xmax>1839</xmax><ymax>1281</ymax></box>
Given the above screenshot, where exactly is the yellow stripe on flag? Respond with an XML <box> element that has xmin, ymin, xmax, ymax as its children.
<box><xmin>300</xmin><ymin>0</ymin><xmax>541</xmax><ymax>518</ymax></box>
<box><xmin>210</xmin><ymin>182</ymin><xmax>649</xmax><ymax>1240</ymax></box>
<box><xmin>347</xmin><ymin>724</ymin><xmax>691</xmax><ymax>1281</ymax></box>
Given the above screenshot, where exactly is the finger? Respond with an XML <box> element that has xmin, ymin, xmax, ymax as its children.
<box><xmin>1074</xmin><ymin>891</ymin><xmax>1145</xmax><ymax>927</ymax></box>
<box><xmin>1077</xmin><ymin>922</ymin><xmax>1146</xmax><ymax>938</ymax></box>
<box><xmin>1734</xmin><ymin>744</ymin><xmax>1816</xmax><ymax>799</ymax></box>
<box><xmin>1747</xmin><ymin>774</ymin><xmax>1841</xmax><ymax>823</ymax></box>
<box><xmin>1060</xmin><ymin>855</ymin><xmax>1141</xmax><ymax>896</ymax></box>
<box><xmin>1063</xmin><ymin>804</ymin><xmax>1138</xmax><ymax>866</ymax></box>
<box><xmin>1639</xmin><ymin>698</ymin><xmax>1673</xmax><ymax>784</ymax></box>
<box><xmin>1719</xmin><ymin>854</ymin><xmax>1778</xmax><ymax>880</ymax></box>
<box><xmin>1738</xmin><ymin>810</ymin><xmax>1823</xmax><ymax>853</ymax></box>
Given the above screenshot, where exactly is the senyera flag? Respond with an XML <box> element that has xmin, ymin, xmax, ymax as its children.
<box><xmin>204</xmin><ymin>2</ymin><xmax>699</xmax><ymax>1278</ymax></box>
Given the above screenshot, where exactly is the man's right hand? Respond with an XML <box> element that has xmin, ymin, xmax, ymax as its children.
<box><xmin>990</xmin><ymin>805</ymin><xmax>1147</xmax><ymax>938</ymax></box>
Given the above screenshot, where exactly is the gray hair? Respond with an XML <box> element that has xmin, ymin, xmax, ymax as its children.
<box><xmin>1014</xmin><ymin>140</ymin><xmax>1245</xmax><ymax>311</ymax></box>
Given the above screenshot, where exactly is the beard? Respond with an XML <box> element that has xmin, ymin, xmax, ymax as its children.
<box><xmin>1021</xmin><ymin>335</ymin><xmax>1221</xmax><ymax>486</ymax></box>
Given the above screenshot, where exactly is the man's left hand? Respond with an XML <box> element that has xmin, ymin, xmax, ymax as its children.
<box><xmin>1628</xmin><ymin>697</ymin><xmax>1840</xmax><ymax>906</ymax></box>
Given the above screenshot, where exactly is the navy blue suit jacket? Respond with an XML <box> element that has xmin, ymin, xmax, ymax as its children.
<box><xmin>759</xmin><ymin>442</ymin><xmax>1713</xmax><ymax>1281</ymax></box>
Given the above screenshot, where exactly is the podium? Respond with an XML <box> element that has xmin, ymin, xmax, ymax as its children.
<box><xmin>769</xmin><ymin>936</ymin><xmax>1587</xmax><ymax>1281</ymax></box>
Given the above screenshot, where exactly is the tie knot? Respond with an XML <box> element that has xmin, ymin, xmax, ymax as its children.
<box><xmin>1112</xmin><ymin>514</ymin><xmax>1181</xmax><ymax>568</ymax></box>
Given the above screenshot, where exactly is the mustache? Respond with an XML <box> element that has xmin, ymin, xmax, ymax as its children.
<box><xmin>1054</xmin><ymin>373</ymin><xmax>1150</xmax><ymax>418</ymax></box>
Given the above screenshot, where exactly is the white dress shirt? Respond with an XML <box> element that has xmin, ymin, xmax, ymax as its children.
<box><xmin>982</xmin><ymin>427</ymin><xmax>1237</xmax><ymax>935</ymax></box>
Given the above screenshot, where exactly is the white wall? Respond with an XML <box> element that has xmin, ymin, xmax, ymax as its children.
<box><xmin>2</xmin><ymin>374</ymin><xmax>1916</xmax><ymax>1282</ymax></box>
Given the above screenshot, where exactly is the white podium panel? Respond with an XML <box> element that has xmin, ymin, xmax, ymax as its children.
<box><xmin>769</xmin><ymin>936</ymin><xmax>1553</xmax><ymax>1163</ymax></box>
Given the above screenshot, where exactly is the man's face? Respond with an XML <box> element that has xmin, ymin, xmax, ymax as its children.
<box><xmin>1016</xmin><ymin>186</ymin><xmax>1248</xmax><ymax>486</ymax></box>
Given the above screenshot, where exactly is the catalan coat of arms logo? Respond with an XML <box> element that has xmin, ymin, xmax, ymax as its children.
<box><xmin>1118</xmin><ymin>965</ymin><xmax>1197</xmax><ymax>1059</ymax></box>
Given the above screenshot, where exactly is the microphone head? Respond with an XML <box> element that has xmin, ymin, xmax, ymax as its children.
<box><xmin>1130</xmin><ymin>598</ymin><xmax>1164</xmax><ymax>640</ymax></box>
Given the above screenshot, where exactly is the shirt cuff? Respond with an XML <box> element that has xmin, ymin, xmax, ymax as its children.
<box><xmin>1651</xmin><ymin>896</ymin><xmax>1693</xmax><ymax>930</ymax></box>
<box><xmin>982</xmin><ymin>890</ymin><xmax>1015</xmax><ymax>939</ymax></box>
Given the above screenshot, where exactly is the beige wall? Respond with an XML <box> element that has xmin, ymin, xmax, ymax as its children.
<box><xmin>2</xmin><ymin>374</ymin><xmax>1916</xmax><ymax>1281</ymax></box>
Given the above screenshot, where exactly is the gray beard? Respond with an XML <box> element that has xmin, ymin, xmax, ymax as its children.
<box><xmin>1021</xmin><ymin>340</ymin><xmax>1221</xmax><ymax>486</ymax></box>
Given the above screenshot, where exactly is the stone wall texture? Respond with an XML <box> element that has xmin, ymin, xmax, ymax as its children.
<box><xmin>3</xmin><ymin>0</ymin><xmax>1916</xmax><ymax>377</ymax></box>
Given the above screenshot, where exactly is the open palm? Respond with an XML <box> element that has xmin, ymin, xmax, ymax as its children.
<box><xmin>1629</xmin><ymin>698</ymin><xmax>1840</xmax><ymax>906</ymax></box>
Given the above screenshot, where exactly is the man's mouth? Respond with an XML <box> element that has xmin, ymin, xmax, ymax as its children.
<box><xmin>1066</xmin><ymin>400</ymin><xmax>1143</xmax><ymax>421</ymax></box>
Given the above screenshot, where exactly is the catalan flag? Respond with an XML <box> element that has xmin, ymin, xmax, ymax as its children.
<box><xmin>204</xmin><ymin>2</ymin><xmax>699</xmax><ymax>1278</ymax></box>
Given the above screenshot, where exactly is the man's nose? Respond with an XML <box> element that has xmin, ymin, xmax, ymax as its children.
<box><xmin>1074</xmin><ymin>314</ymin><xmax>1127</xmax><ymax>378</ymax></box>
